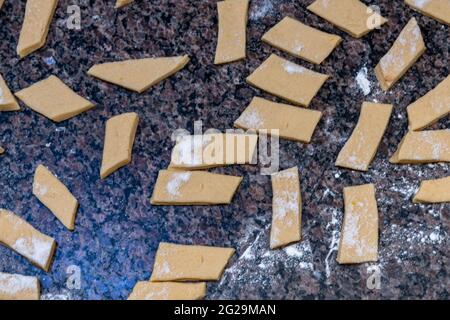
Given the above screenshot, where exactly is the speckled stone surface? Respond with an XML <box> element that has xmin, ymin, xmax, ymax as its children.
<box><xmin>0</xmin><ymin>0</ymin><xmax>448</xmax><ymax>300</ymax></box>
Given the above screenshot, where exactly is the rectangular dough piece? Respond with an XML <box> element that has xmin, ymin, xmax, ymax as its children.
<box><xmin>150</xmin><ymin>170</ymin><xmax>242</xmax><ymax>205</ymax></box>
<box><xmin>214</xmin><ymin>0</ymin><xmax>249</xmax><ymax>64</ymax></box>
<box><xmin>262</xmin><ymin>16</ymin><xmax>342</xmax><ymax>64</ymax></box>
<box><xmin>335</xmin><ymin>102</ymin><xmax>393</xmax><ymax>171</ymax></box>
<box><xmin>0</xmin><ymin>272</ymin><xmax>40</xmax><ymax>300</ymax></box>
<box><xmin>405</xmin><ymin>0</ymin><xmax>450</xmax><ymax>26</ymax></box>
<box><xmin>413</xmin><ymin>176</ymin><xmax>450</xmax><ymax>204</ymax></box>
<box><xmin>337</xmin><ymin>184</ymin><xmax>379</xmax><ymax>264</ymax></box>
<box><xmin>307</xmin><ymin>0</ymin><xmax>388</xmax><ymax>38</ymax></box>
<box><xmin>246</xmin><ymin>54</ymin><xmax>329</xmax><ymax>107</ymax></box>
<box><xmin>0</xmin><ymin>73</ymin><xmax>20</xmax><ymax>111</ymax></box>
<box><xmin>375</xmin><ymin>18</ymin><xmax>425</xmax><ymax>91</ymax></box>
<box><xmin>0</xmin><ymin>209</ymin><xmax>56</xmax><ymax>271</ymax></box>
<box><xmin>150</xmin><ymin>242</ymin><xmax>235</xmax><ymax>282</ymax></box>
<box><xmin>128</xmin><ymin>282</ymin><xmax>206</xmax><ymax>300</ymax></box>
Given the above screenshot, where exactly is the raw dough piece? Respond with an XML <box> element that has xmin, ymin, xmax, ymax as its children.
<box><xmin>87</xmin><ymin>55</ymin><xmax>190</xmax><ymax>93</ymax></box>
<box><xmin>0</xmin><ymin>0</ymin><xmax>4</xmax><ymax>9</ymax></box>
<box><xmin>150</xmin><ymin>170</ymin><xmax>242</xmax><ymax>205</ymax></box>
<box><xmin>336</xmin><ymin>102</ymin><xmax>393</xmax><ymax>171</ymax></box>
<box><xmin>17</xmin><ymin>0</ymin><xmax>58</xmax><ymax>58</ymax></box>
<box><xmin>405</xmin><ymin>0</ymin><xmax>450</xmax><ymax>26</ymax></box>
<box><xmin>234</xmin><ymin>97</ymin><xmax>322</xmax><ymax>143</ymax></box>
<box><xmin>0</xmin><ymin>272</ymin><xmax>40</xmax><ymax>300</ymax></box>
<box><xmin>413</xmin><ymin>176</ymin><xmax>450</xmax><ymax>203</ymax></box>
<box><xmin>100</xmin><ymin>112</ymin><xmax>139</xmax><ymax>179</ymax></box>
<box><xmin>0</xmin><ymin>209</ymin><xmax>56</xmax><ymax>271</ymax></box>
<box><xmin>307</xmin><ymin>0</ymin><xmax>388</xmax><ymax>38</ymax></box>
<box><xmin>0</xmin><ymin>73</ymin><xmax>20</xmax><ymax>111</ymax></box>
<box><xmin>15</xmin><ymin>75</ymin><xmax>94</xmax><ymax>122</ymax></box>
<box><xmin>270</xmin><ymin>167</ymin><xmax>302</xmax><ymax>249</ymax></box>
<box><xmin>375</xmin><ymin>18</ymin><xmax>425</xmax><ymax>91</ymax></box>
<box><xmin>262</xmin><ymin>17</ymin><xmax>342</xmax><ymax>64</ymax></box>
<box><xmin>128</xmin><ymin>282</ymin><xmax>206</xmax><ymax>300</ymax></box>
<box><xmin>169</xmin><ymin>133</ymin><xmax>258</xmax><ymax>169</ymax></box>
<box><xmin>214</xmin><ymin>0</ymin><xmax>249</xmax><ymax>64</ymax></box>
<box><xmin>150</xmin><ymin>242</ymin><xmax>235</xmax><ymax>281</ymax></box>
<box><xmin>0</xmin><ymin>146</ymin><xmax>4</xmax><ymax>154</ymax></box>
<box><xmin>407</xmin><ymin>75</ymin><xmax>450</xmax><ymax>131</ymax></box>
<box><xmin>33</xmin><ymin>164</ymin><xmax>78</xmax><ymax>230</ymax></box>
<box><xmin>115</xmin><ymin>0</ymin><xmax>134</xmax><ymax>8</ymax></box>
<box><xmin>246</xmin><ymin>54</ymin><xmax>329</xmax><ymax>107</ymax></box>
<box><xmin>337</xmin><ymin>184</ymin><xmax>379</xmax><ymax>264</ymax></box>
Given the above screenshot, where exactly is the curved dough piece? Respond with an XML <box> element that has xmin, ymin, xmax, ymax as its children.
<box><xmin>128</xmin><ymin>282</ymin><xmax>206</xmax><ymax>300</ymax></box>
<box><xmin>0</xmin><ymin>272</ymin><xmax>40</xmax><ymax>300</ymax></box>
<box><xmin>115</xmin><ymin>0</ymin><xmax>134</xmax><ymax>8</ymax></box>
<box><xmin>413</xmin><ymin>176</ymin><xmax>450</xmax><ymax>204</ymax></box>
<box><xmin>0</xmin><ymin>73</ymin><xmax>20</xmax><ymax>111</ymax></box>
<box><xmin>405</xmin><ymin>0</ymin><xmax>450</xmax><ymax>26</ymax></box>
<box><xmin>87</xmin><ymin>55</ymin><xmax>190</xmax><ymax>93</ymax></box>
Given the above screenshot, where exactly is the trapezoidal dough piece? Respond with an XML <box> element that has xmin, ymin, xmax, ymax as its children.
<box><xmin>87</xmin><ymin>55</ymin><xmax>190</xmax><ymax>93</ymax></box>
<box><xmin>262</xmin><ymin>16</ymin><xmax>342</xmax><ymax>64</ymax></box>
<box><xmin>0</xmin><ymin>272</ymin><xmax>40</xmax><ymax>300</ymax></box>
<box><xmin>335</xmin><ymin>102</ymin><xmax>393</xmax><ymax>171</ymax></box>
<box><xmin>33</xmin><ymin>164</ymin><xmax>78</xmax><ymax>230</ymax></box>
<box><xmin>150</xmin><ymin>242</ymin><xmax>235</xmax><ymax>282</ymax></box>
<box><xmin>0</xmin><ymin>209</ymin><xmax>56</xmax><ymax>271</ymax></box>
<box><xmin>0</xmin><ymin>73</ymin><xmax>20</xmax><ymax>111</ymax></box>
<box><xmin>115</xmin><ymin>0</ymin><xmax>134</xmax><ymax>8</ymax></box>
<box><xmin>413</xmin><ymin>176</ymin><xmax>450</xmax><ymax>204</ymax></box>
<box><xmin>246</xmin><ymin>54</ymin><xmax>329</xmax><ymax>107</ymax></box>
<box><xmin>375</xmin><ymin>18</ymin><xmax>425</xmax><ymax>91</ymax></box>
<box><xmin>17</xmin><ymin>0</ymin><xmax>58</xmax><ymax>58</ymax></box>
<box><xmin>214</xmin><ymin>0</ymin><xmax>249</xmax><ymax>64</ymax></box>
<box><xmin>100</xmin><ymin>112</ymin><xmax>139</xmax><ymax>179</ymax></box>
<box><xmin>337</xmin><ymin>184</ymin><xmax>379</xmax><ymax>264</ymax></box>
<box><xmin>405</xmin><ymin>0</ymin><xmax>450</xmax><ymax>26</ymax></box>
<box><xmin>128</xmin><ymin>282</ymin><xmax>206</xmax><ymax>300</ymax></box>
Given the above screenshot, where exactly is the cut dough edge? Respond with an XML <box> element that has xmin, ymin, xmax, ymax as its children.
<box><xmin>128</xmin><ymin>282</ymin><xmax>206</xmax><ymax>300</ymax></box>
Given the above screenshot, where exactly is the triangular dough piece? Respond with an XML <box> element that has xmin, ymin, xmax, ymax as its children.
<box><xmin>0</xmin><ymin>273</ymin><xmax>40</xmax><ymax>300</ymax></box>
<box><xmin>0</xmin><ymin>73</ymin><xmax>20</xmax><ymax>111</ymax></box>
<box><xmin>128</xmin><ymin>282</ymin><xmax>206</xmax><ymax>300</ymax></box>
<box><xmin>115</xmin><ymin>0</ymin><xmax>134</xmax><ymax>8</ymax></box>
<box><xmin>87</xmin><ymin>55</ymin><xmax>190</xmax><ymax>93</ymax></box>
<box><xmin>405</xmin><ymin>0</ymin><xmax>450</xmax><ymax>26</ymax></box>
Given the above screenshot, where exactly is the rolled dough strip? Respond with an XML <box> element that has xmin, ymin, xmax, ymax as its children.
<box><xmin>150</xmin><ymin>170</ymin><xmax>242</xmax><ymax>205</ymax></box>
<box><xmin>0</xmin><ymin>272</ymin><xmax>40</xmax><ymax>300</ymax></box>
<box><xmin>413</xmin><ymin>176</ymin><xmax>450</xmax><ymax>204</ymax></box>
<box><xmin>375</xmin><ymin>18</ymin><xmax>425</xmax><ymax>91</ymax></box>
<box><xmin>214</xmin><ymin>0</ymin><xmax>249</xmax><ymax>64</ymax></box>
<box><xmin>262</xmin><ymin>16</ymin><xmax>342</xmax><ymax>64</ymax></box>
<box><xmin>307</xmin><ymin>0</ymin><xmax>388</xmax><ymax>38</ymax></box>
<box><xmin>336</xmin><ymin>102</ymin><xmax>393</xmax><ymax>171</ymax></box>
<box><xmin>115</xmin><ymin>0</ymin><xmax>134</xmax><ymax>8</ymax></box>
<box><xmin>150</xmin><ymin>242</ymin><xmax>235</xmax><ymax>282</ymax></box>
<box><xmin>0</xmin><ymin>73</ymin><xmax>20</xmax><ymax>111</ymax></box>
<box><xmin>337</xmin><ymin>184</ymin><xmax>379</xmax><ymax>264</ymax></box>
<box><xmin>407</xmin><ymin>75</ymin><xmax>450</xmax><ymax>131</ymax></box>
<box><xmin>87</xmin><ymin>55</ymin><xmax>190</xmax><ymax>93</ymax></box>
<box><xmin>100</xmin><ymin>112</ymin><xmax>139</xmax><ymax>179</ymax></box>
<box><xmin>405</xmin><ymin>0</ymin><xmax>450</xmax><ymax>26</ymax></box>
<box><xmin>33</xmin><ymin>164</ymin><xmax>78</xmax><ymax>230</ymax></box>
<box><xmin>246</xmin><ymin>54</ymin><xmax>329</xmax><ymax>107</ymax></box>
<box><xmin>0</xmin><ymin>209</ymin><xmax>56</xmax><ymax>271</ymax></box>
<box><xmin>17</xmin><ymin>0</ymin><xmax>58</xmax><ymax>58</ymax></box>
<box><xmin>128</xmin><ymin>282</ymin><xmax>206</xmax><ymax>300</ymax></box>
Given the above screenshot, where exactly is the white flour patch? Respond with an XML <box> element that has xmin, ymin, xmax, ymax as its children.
<box><xmin>166</xmin><ymin>172</ymin><xmax>191</xmax><ymax>197</ymax></box>
<box><xmin>412</xmin><ymin>0</ymin><xmax>430</xmax><ymax>8</ymax></box>
<box><xmin>355</xmin><ymin>67</ymin><xmax>371</xmax><ymax>95</ymax></box>
<box><xmin>33</xmin><ymin>181</ymin><xmax>48</xmax><ymax>197</ymax></box>
<box><xmin>250</xmin><ymin>0</ymin><xmax>274</xmax><ymax>21</ymax></box>
<box><xmin>0</xmin><ymin>86</ymin><xmax>4</xmax><ymax>104</ymax></box>
<box><xmin>283</xmin><ymin>61</ymin><xmax>306</xmax><ymax>74</ymax></box>
<box><xmin>12</xmin><ymin>236</ymin><xmax>53</xmax><ymax>267</ymax></box>
<box><xmin>237</xmin><ymin>109</ymin><xmax>264</xmax><ymax>128</ymax></box>
<box><xmin>324</xmin><ymin>208</ymin><xmax>341</xmax><ymax>280</ymax></box>
<box><xmin>0</xmin><ymin>273</ymin><xmax>37</xmax><ymax>295</ymax></box>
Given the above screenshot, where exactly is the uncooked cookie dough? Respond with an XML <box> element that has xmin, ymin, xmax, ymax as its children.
<box><xmin>407</xmin><ymin>75</ymin><xmax>450</xmax><ymax>131</ymax></box>
<box><xmin>0</xmin><ymin>73</ymin><xmax>20</xmax><ymax>111</ymax></box>
<box><xmin>336</xmin><ymin>102</ymin><xmax>393</xmax><ymax>171</ymax></box>
<box><xmin>87</xmin><ymin>55</ymin><xmax>190</xmax><ymax>93</ymax></box>
<box><xmin>17</xmin><ymin>0</ymin><xmax>58</xmax><ymax>58</ymax></box>
<box><xmin>150</xmin><ymin>242</ymin><xmax>235</xmax><ymax>282</ymax></box>
<box><xmin>0</xmin><ymin>146</ymin><xmax>4</xmax><ymax>154</ymax></box>
<box><xmin>0</xmin><ymin>272</ymin><xmax>40</xmax><ymax>300</ymax></box>
<box><xmin>405</xmin><ymin>0</ymin><xmax>450</xmax><ymax>26</ymax></box>
<box><xmin>246</xmin><ymin>54</ymin><xmax>329</xmax><ymax>107</ymax></box>
<box><xmin>262</xmin><ymin>16</ymin><xmax>342</xmax><ymax>64</ymax></box>
<box><xmin>115</xmin><ymin>0</ymin><xmax>134</xmax><ymax>8</ymax></box>
<box><xmin>33</xmin><ymin>164</ymin><xmax>78</xmax><ymax>231</ymax></box>
<box><xmin>15</xmin><ymin>75</ymin><xmax>94</xmax><ymax>122</ymax></box>
<box><xmin>375</xmin><ymin>18</ymin><xmax>425</xmax><ymax>91</ymax></box>
<box><xmin>150</xmin><ymin>170</ymin><xmax>242</xmax><ymax>205</ymax></box>
<box><xmin>128</xmin><ymin>282</ymin><xmax>206</xmax><ymax>300</ymax></box>
<box><xmin>0</xmin><ymin>0</ymin><xmax>4</xmax><ymax>10</ymax></box>
<box><xmin>413</xmin><ymin>176</ymin><xmax>450</xmax><ymax>204</ymax></box>
<box><xmin>100</xmin><ymin>112</ymin><xmax>139</xmax><ymax>179</ymax></box>
<box><xmin>234</xmin><ymin>97</ymin><xmax>322</xmax><ymax>143</ymax></box>
<box><xmin>337</xmin><ymin>184</ymin><xmax>379</xmax><ymax>264</ymax></box>
<box><xmin>0</xmin><ymin>209</ymin><xmax>56</xmax><ymax>271</ymax></box>
<box><xmin>214</xmin><ymin>0</ymin><xmax>249</xmax><ymax>64</ymax></box>
<box><xmin>307</xmin><ymin>0</ymin><xmax>388</xmax><ymax>38</ymax></box>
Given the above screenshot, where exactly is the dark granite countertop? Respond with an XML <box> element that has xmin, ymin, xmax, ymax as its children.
<box><xmin>0</xmin><ymin>0</ymin><xmax>448</xmax><ymax>300</ymax></box>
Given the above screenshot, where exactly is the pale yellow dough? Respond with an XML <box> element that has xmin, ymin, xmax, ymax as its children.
<box><xmin>405</xmin><ymin>0</ymin><xmax>450</xmax><ymax>26</ymax></box>
<box><xmin>0</xmin><ymin>73</ymin><xmax>20</xmax><ymax>111</ymax></box>
<box><xmin>128</xmin><ymin>282</ymin><xmax>206</xmax><ymax>300</ymax></box>
<box><xmin>0</xmin><ymin>146</ymin><xmax>4</xmax><ymax>154</ymax></box>
<box><xmin>413</xmin><ymin>176</ymin><xmax>450</xmax><ymax>204</ymax></box>
<box><xmin>0</xmin><ymin>272</ymin><xmax>40</xmax><ymax>300</ymax></box>
<box><xmin>0</xmin><ymin>0</ymin><xmax>4</xmax><ymax>10</ymax></box>
<box><xmin>115</xmin><ymin>0</ymin><xmax>134</xmax><ymax>9</ymax></box>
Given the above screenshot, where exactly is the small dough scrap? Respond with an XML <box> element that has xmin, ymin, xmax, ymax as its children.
<box><xmin>246</xmin><ymin>54</ymin><xmax>329</xmax><ymax>107</ymax></box>
<box><xmin>33</xmin><ymin>164</ymin><xmax>78</xmax><ymax>230</ymax></box>
<box><xmin>307</xmin><ymin>0</ymin><xmax>388</xmax><ymax>38</ymax></box>
<box><xmin>0</xmin><ymin>272</ymin><xmax>40</xmax><ymax>300</ymax></box>
<box><xmin>407</xmin><ymin>75</ymin><xmax>450</xmax><ymax>131</ymax></box>
<box><xmin>214</xmin><ymin>0</ymin><xmax>249</xmax><ymax>64</ymax></box>
<box><xmin>234</xmin><ymin>97</ymin><xmax>322</xmax><ymax>143</ymax></box>
<box><xmin>0</xmin><ymin>73</ymin><xmax>20</xmax><ymax>111</ymax></box>
<box><xmin>115</xmin><ymin>0</ymin><xmax>134</xmax><ymax>8</ymax></box>
<box><xmin>128</xmin><ymin>282</ymin><xmax>206</xmax><ymax>300</ymax></box>
<box><xmin>337</xmin><ymin>184</ymin><xmax>379</xmax><ymax>264</ymax></box>
<box><xmin>0</xmin><ymin>209</ymin><xmax>56</xmax><ymax>271</ymax></box>
<box><xmin>336</xmin><ymin>102</ymin><xmax>393</xmax><ymax>171</ymax></box>
<box><xmin>262</xmin><ymin>16</ymin><xmax>342</xmax><ymax>64</ymax></box>
<box><xmin>375</xmin><ymin>18</ymin><xmax>425</xmax><ymax>91</ymax></box>
<box><xmin>270</xmin><ymin>167</ymin><xmax>302</xmax><ymax>249</ymax></box>
<box><xmin>0</xmin><ymin>146</ymin><xmax>4</xmax><ymax>154</ymax></box>
<box><xmin>100</xmin><ymin>112</ymin><xmax>139</xmax><ymax>179</ymax></box>
<box><xmin>17</xmin><ymin>0</ymin><xmax>58</xmax><ymax>58</ymax></box>
<box><xmin>405</xmin><ymin>0</ymin><xmax>450</xmax><ymax>26</ymax></box>
<box><xmin>413</xmin><ymin>176</ymin><xmax>450</xmax><ymax>204</ymax></box>
<box><xmin>0</xmin><ymin>0</ymin><xmax>4</xmax><ymax>10</ymax></box>
<box><xmin>150</xmin><ymin>242</ymin><xmax>235</xmax><ymax>282</ymax></box>
<box><xmin>87</xmin><ymin>55</ymin><xmax>190</xmax><ymax>93</ymax></box>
